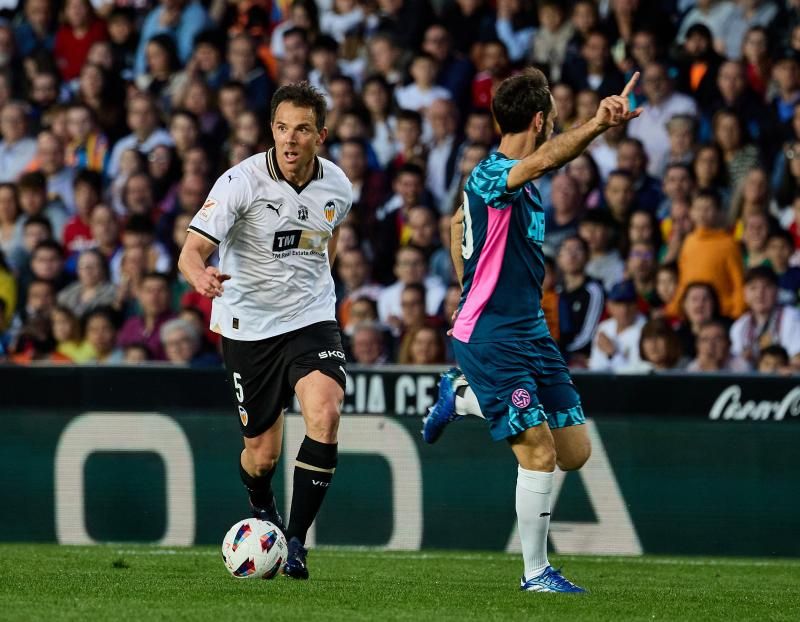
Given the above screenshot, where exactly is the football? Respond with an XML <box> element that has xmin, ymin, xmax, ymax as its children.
<box><xmin>221</xmin><ymin>519</ymin><xmax>288</xmax><ymax>580</ymax></box>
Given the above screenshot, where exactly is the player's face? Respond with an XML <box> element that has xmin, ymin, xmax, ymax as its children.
<box><xmin>271</xmin><ymin>102</ymin><xmax>327</xmax><ymax>182</ymax></box>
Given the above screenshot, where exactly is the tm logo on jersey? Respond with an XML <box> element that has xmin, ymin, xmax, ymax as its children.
<box><xmin>272</xmin><ymin>230</ymin><xmax>328</xmax><ymax>256</ymax></box>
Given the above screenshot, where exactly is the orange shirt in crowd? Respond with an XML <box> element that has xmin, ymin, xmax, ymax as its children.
<box><xmin>667</xmin><ymin>226</ymin><xmax>746</xmax><ymax>319</ymax></box>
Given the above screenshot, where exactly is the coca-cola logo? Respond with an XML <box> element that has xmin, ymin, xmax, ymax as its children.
<box><xmin>709</xmin><ymin>385</ymin><xmax>800</xmax><ymax>421</ymax></box>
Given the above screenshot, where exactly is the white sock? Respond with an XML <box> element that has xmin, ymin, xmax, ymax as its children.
<box><xmin>454</xmin><ymin>385</ymin><xmax>485</xmax><ymax>419</ymax></box>
<box><xmin>516</xmin><ymin>466</ymin><xmax>553</xmax><ymax>581</ymax></box>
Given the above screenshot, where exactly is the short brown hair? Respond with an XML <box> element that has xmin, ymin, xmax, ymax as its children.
<box><xmin>270</xmin><ymin>82</ymin><xmax>327</xmax><ymax>132</ymax></box>
<box><xmin>492</xmin><ymin>68</ymin><xmax>551</xmax><ymax>135</ymax></box>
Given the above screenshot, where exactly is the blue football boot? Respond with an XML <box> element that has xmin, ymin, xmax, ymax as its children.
<box><xmin>520</xmin><ymin>566</ymin><xmax>587</xmax><ymax>593</ymax></box>
<box><xmin>282</xmin><ymin>537</ymin><xmax>309</xmax><ymax>580</ymax></box>
<box><xmin>421</xmin><ymin>368</ymin><xmax>464</xmax><ymax>444</ymax></box>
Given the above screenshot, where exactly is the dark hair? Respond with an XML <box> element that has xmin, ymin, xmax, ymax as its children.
<box><xmin>270</xmin><ymin>82</ymin><xmax>327</xmax><ymax>132</ymax></box>
<box><xmin>657</xmin><ymin>261</ymin><xmax>678</xmax><ymax>277</ymax></box>
<box><xmin>639</xmin><ymin>318</ymin><xmax>682</xmax><ymax>368</ymax></box>
<box><xmin>693</xmin><ymin>187</ymin><xmax>722</xmax><ymax>209</ymax></box>
<box><xmin>17</xmin><ymin>171</ymin><xmax>47</xmax><ymax>192</ymax></box>
<box><xmin>23</xmin><ymin>214</ymin><xmax>53</xmax><ymax>235</ymax></box>
<box><xmin>32</xmin><ymin>239</ymin><xmax>63</xmax><ymax>257</ymax></box>
<box><xmin>124</xmin><ymin>214</ymin><xmax>156</xmax><ymax>235</ymax></box>
<box><xmin>283</xmin><ymin>26</ymin><xmax>309</xmax><ymax>42</ymax></box>
<box><xmin>396</xmin><ymin>108</ymin><xmax>423</xmax><ymax>126</ymax></box>
<box><xmin>492</xmin><ymin>68</ymin><xmax>552</xmax><ymax>135</ymax></box>
<box><xmin>311</xmin><ymin>34</ymin><xmax>338</xmax><ymax>54</ymax></box>
<box><xmin>339</xmin><ymin>137</ymin><xmax>368</xmax><ymax>154</ymax></box>
<box><xmin>759</xmin><ymin>344</ymin><xmax>789</xmax><ymax>365</ymax></box>
<box><xmin>402</xmin><ymin>282</ymin><xmax>426</xmax><ymax>300</ymax></box>
<box><xmin>697</xmin><ymin>319</ymin><xmax>730</xmax><ymax>341</ymax></box>
<box><xmin>82</xmin><ymin>305</ymin><xmax>120</xmax><ymax>333</ymax></box>
<box><xmin>558</xmin><ymin>234</ymin><xmax>590</xmax><ymax>257</ymax></box>
<box><xmin>141</xmin><ymin>271</ymin><xmax>170</xmax><ymax>287</ymax></box>
<box><xmin>170</xmin><ymin>108</ymin><xmax>200</xmax><ymax>128</ymax></box>
<box><xmin>622</xmin><ymin>209</ymin><xmax>663</xmax><ymax>256</ymax></box>
<box><xmin>664</xmin><ymin>162</ymin><xmax>696</xmax><ymax>183</ymax></box>
<box><xmin>744</xmin><ymin>265</ymin><xmax>779</xmax><ymax>287</ymax></box>
<box><xmin>394</xmin><ymin>162</ymin><xmax>425</xmax><ymax>181</ymax></box>
<box><xmin>73</xmin><ymin>169</ymin><xmax>103</xmax><ymax>194</ymax></box>
<box><xmin>220</xmin><ymin>80</ymin><xmax>247</xmax><ymax>98</ymax></box>
<box><xmin>146</xmin><ymin>33</ymin><xmax>180</xmax><ymax>73</ymax></box>
<box><xmin>767</xmin><ymin>227</ymin><xmax>795</xmax><ymax>248</ymax></box>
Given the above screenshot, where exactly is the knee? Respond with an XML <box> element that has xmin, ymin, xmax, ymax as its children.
<box><xmin>557</xmin><ymin>442</ymin><xmax>592</xmax><ymax>472</ymax></box>
<box><xmin>305</xmin><ymin>403</ymin><xmax>340</xmax><ymax>443</ymax></box>
<box><xmin>247</xmin><ymin>448</ymin><xmax>281</xmax><ymax>476</ymax></box>
<box><xmin>520</xmin><ymin>441</ymin><xmax>557</xmax><ymax>472</ymax></box>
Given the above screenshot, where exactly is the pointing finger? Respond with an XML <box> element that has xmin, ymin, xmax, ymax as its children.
<box><xmin>621</xmin><ymin>71</ymin><xmax>640</xmax><ymax>98</ymax></box>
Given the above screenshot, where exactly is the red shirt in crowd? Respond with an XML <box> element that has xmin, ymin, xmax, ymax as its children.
<box><xmin>62</xmin><ymin>216</ymin><xmax>94</xmax><ymax>256</ymax></box>
<box><xmin>54</xmin><ymin>20</ymin><xmax>108</xmax><ymax>81</ymax></box>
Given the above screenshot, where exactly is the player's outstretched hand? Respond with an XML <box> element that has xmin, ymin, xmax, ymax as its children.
<box><xmin>195</xmin><ymin>266</ymin><xmax>231</xmax><ymax>298</ymax></box>
<box><xmin>594</xmin><ymin>72</ymin><xmax>642</xmax><ymax>130</ymax></box>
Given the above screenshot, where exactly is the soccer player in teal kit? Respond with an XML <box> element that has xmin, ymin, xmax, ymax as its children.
<box><xmin>423</xmin><ymin>68</ymin><xmax>640</xmax><ymax>592</ymax></box>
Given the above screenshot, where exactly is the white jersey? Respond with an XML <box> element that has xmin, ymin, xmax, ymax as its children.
<box><xmin>188</xmin><ymin>149</ymin><xmax>352</xmax><ymax>340</ymax></box>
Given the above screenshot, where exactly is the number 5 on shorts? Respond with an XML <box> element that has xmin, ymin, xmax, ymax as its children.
<box><xmin>233</xmin><ymin>372</ymin><xmax>244</xmax><ymax>402</ymax></box>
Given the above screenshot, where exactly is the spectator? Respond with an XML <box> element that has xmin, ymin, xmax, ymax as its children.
<box><xmin>625</xmin><ymin>318</ymin><xmax>684</xmax><ymax>373</ymax></box>
<box><xmin>544</xmin><ymin>173</ymin><xmax>583</xmax><ymax>257</ymax></box>
<box><xmin>740</xmin><ymin>211</ymin><xmax>772</xmax><ymax>268</ymax></box>
<box><xmin>133</xmin><ymin>0</ymin><xmax>212</xmax><ymax>78</ymax></box>
<box><xmin>566</xmin><ymin>152</ymin><xmax>602</xmax><ymax>210</ymax></box>
<box><xmin>395</xmin><ymin>282</ymin><xmax>434</xmax><ymax>358</ymax></box>
<box><xmin>728</xmin><ymin>167</ymin><xmax>776</xmax><ymax>234</ymax></box>
<box><xmin>740</xmin><ymin>26</ymin><xmax>771</xmax><ymax>99</ymax></box>
<box><xmin>589</xmin><ymin>279</ymin><xmax>647</xmax><ymax>372</ymax></box>
<box><xmin>16</xmin><ymin>171</ymin><xmax>68</xmax><ymax>243</ymax></box>
<box><xmin>117</xmin><ymin>271</ymin><xmax>174</xmax><ymax>360</ymax></box>
<box><xmin>602</xmin><ymin>169</ymin><xmax>635</xmax><ymax>225</ymax></box>
<box><xmin>529</xmin><ymin>0</ymin><xmax>574</xmax><ymax>82</ymax></box>
<box><xmin>123</xmin><ymin>342</ymin><xmax>150</xmax><ymax>363</ymax></box>
<box><xmin>623</xmin><ymin>210</ymin><xmax>663</xmax><ymax>261</ymax></box>
<box><xmin>0</xmin><ymin>183</ymin><xmax>22</xmax><ymax>262</ymax></box>
<box><xmin>160</xmin><ymin>316</ymin><xmax>218</xmax><ymax>367</ymax></box>
<box><xmin>625</xmin><ymin>240</ymin><xmax>659</xmax><ymax>314</ymax></box>
<box><xmin>56</xmin><ymin>248</ymin><xmax>117</xmax><ymax>316</ymax></box>
<box><xmin>28</xmin><ymin>131</ymin><xmax>77</xmax><ymax>213</ymax></box>
<box><xmin>135</xmin><ymin>34</ymin><xmax>189</xmax><ymax>113</ymax></box>
<box><xmin>693</xmin><ymin>142</ymin><xmax>730</xmax><ymax>202</ymax></box>
<box><xmin>0</xmin><ymin>102</ymin><xmax>37</xmax><ymax>183</ymax></box>
<box><xmin>654</xmin><ymin>262</ymin><xmax>679</xmax><ymax>316</ymax></box>
<box><xmin>669</xmin><ymin>189</ymin><xmax>746</xmax><ymax>320</ymax></box>
<box><xmin>365</xmin><ymin>32</ymin><xmax>404</xmax><ymax>89</ymax></box>
<box><xmin>757</xmin><ymin>344</ymin><xmax>790</xmax><ymax>373</ymax></box>
<box><xmin>676</xmin><ymin>0</ymin><xmax>737</xmax><ymax>45</ymax></box>
<box><xmin>335</xmin><ymin>247</ymin><xmax>383</xmax><ymax>327</ymax></box>
<box><xmin>562</xmin><ymin>29</ymin><xmax>625</xmax><ymax>99</ymax></box>
<box><xmin>628</xmin><ymin>63</ymin><xmax>699</xmax><ymax>177</ymax></box>
<box><xmin>615</xmin><ymin>137</ymin><xmax>664</xmax><ymax>214</ymax></box>
<box><xmin>675</xmin><ymin>23</ymin><xmax>724</xmax><ymax>111</ymax></box>
<box><xmin>27</xmin><ymin>239</ymin><xmax>71</xmax><ymax>294</ymax></box>
<box><xmin>674</xmin><ymin>281</ymin><xmax>722</xmax><ymax>359</ymax></box>
<box><xmin>377</xmin><ymin>245</ymin><xmax>445</xmax><ymax>324</ymax></box>
<box><xmin>63</xmin><ymin>170</ymin><xmax>102</xmax><ymax>256</ymax></box>
<box><xmin>579</xmin><ymin>209</ymin><xmax>624</xmax><ymax>292</ymax></box>
<box><xmin>10</xmin><ymin>216</ymin><xmax>52</xmax><ymax>276</ymax></box>
<box><xmin>107</xmin><ymin>93</ymin><xmax>173</xmax><ymax>179</ymax></box>
<box><xmin>14</xmin><ymin>0</ymin><xmax>56</xmax><ymax>58</ymax></box>
<box><xmin>471</xmin><ymin>39</ymin><xmax>512</xmax><ymax>112</ymax></box>
<box><xmin>0</xmin><ymin>249</ymin><xmax>15</xmax><ymax>329</ymax></box>
<box><xmin>223</xmin><ymin>33</ymin><xmax>273</xmax><ymax>115</ymax></box>
<box><xmin>556</xmin><ymin>235</ymin><xmax>604</xmax><ymax>368</ymax></box>
<box><xmin>687</xmin><ymin>319</ymin><xmax>750</xmax><ymax>372</ymax></box>
<box><xmin>765</xmin><ymin>228</ymin><xmax>800</xmax><ymax>304</ymax></box>
<box><xmin>88</xmin><ymin>203</ymin><xmax>120</xmax><ymax>263</ymax></box>
<box><xmin>730</xmin><ymin>265</ymin><xmax>800</xmax><ymax>369</ymax></box>
<box><xmin>400</xmin><ymin>324</ymin><xmax>445</xmax><ymax>365</ymax></box>
<box><xmin>361</xmin><ymin>76</ymin><xmax>397</xmax><ymax>170</ymax></box>
<box><xmin>54</xmin><ymin>0</ymin><xmax>108</xmax><ymax>81</ymax></box>
<box><xmin>662</xmin><ymin>115</ymin><xmax>697</xmax><ymax>176</ymax></box>
<box><xmin>111</xmin><ymin>214</ymin><xmax>171</xmax><ymax>283</ymax></box>
<box><xmin>658</xmin><ymin>163</ymin><xmax>695</xmax><ymax>223</ymax></box>
<box><xmin>51</xmin><ymin>304</ymin><xmax>94</xmax><ymax>362</ymax></box>
<box><xmin>425</xmin><ymin>99</ymin><xmax>460</xmax><ymax>210</ymax></box>
<box><xmin>397</xmin><ymin>52</ymin><xmax>452</xmax><ymax>114</ymax></box>
<box><xmin>83</xmin><ymin>306</ymin><xmax>123</xmax><ymax>363</ymax></box>
<box><xmin>351</xmin><ymin>321</ymin><xmax>389</xmax><ymax>365</ymax></box>
<box><xmin>712</xmin><ymin>108</ymin><xmax>761</xmax><ymax>189</ymax></box>
<box><xmin>421</xmin><ymin>24</ymin><xmax>474</xmax><ymax>110</ymax></box>
<box><xmin>64</xmin><ymin>103</ymin><xmax>109</xmax><ymax>174</ymax></box>
<box><xmin>722</xmin><ymin>0</ymin><xmax>779</xmax><ymax>61</ymax></box>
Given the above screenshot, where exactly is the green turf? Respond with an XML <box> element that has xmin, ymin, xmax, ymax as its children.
<box><xmin>0</xmin><ymin>545</ymin><xmax>797</xmax><ymax>621</ymax></box>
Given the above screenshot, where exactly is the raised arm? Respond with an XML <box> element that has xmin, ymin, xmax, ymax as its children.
<box><xmin>506</xmin><ymin>73</ymin><xmax>641</xmax><ymax>190</ymax></box>
<box><xmin>178</xmin><ymin>231</ymin><xmax>231</xmax><ymax>298</ymax></box>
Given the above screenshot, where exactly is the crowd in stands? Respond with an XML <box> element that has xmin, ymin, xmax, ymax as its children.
<box><xmin>0</xmin><ymin>0</ymin><xmax>799</xmax><ymax>375</ymax></box>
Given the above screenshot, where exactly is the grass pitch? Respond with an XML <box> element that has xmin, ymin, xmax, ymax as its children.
<box><xmin>0</xmin><ymin>545</ymin><xmax>797</xmax><ymax>621</ymax></box>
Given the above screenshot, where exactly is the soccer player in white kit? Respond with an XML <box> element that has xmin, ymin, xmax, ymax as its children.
<box><xmin>178</xmin><ymin>83</ymin><xmax>353</xmax><ymax>580</ymax></box>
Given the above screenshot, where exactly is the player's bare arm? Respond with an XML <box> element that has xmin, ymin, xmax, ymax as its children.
<box><xmin>450</xmin><ymin>207</ymin><xmax>465</xmax><ymax>287</ymax></box>
<box><xmin>178</xmin><ymin>231</ymin><xmax>231</xmax><ymax>298</ymax></box>
<box><xmin>506</xmin><ymin>72</ymin><xmax>641</xmax><ymax>190</ymax></box>
<box><xmin>328</xmin><ymin>226</ymin><xmax>340</xmax><ymax>269</ymax></box>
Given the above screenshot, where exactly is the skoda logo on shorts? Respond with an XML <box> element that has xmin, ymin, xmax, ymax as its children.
<box><xmin>511</xmin><ymin>388</ymin><xmax>531</xmax><ymax>409</ymax></box>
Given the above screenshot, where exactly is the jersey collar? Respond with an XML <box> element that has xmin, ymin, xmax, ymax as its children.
<box><xmin>266</xmin><ymin>147</ymin><xmax>324</xmax><ymax>194</ymax></box>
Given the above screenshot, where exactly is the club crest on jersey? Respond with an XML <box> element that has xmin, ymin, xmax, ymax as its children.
<box><xmin>297</xmin><ymin>205</ymin><xmax>309</xmax><ymax>221</ymax></box>
<box><xmin>324</xmin><ymin>200</ymin><xmax>336</xmax><ymax>223</ymax></box>
<box><xmin>238</xmin><ymin>405</ymin><xmax>248</xmax><ymax>426</ymax></box>
<box><xmin>198</xmin><ymin>198</ymin><xmax>217</xmax><ymax>221</ymax></box>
